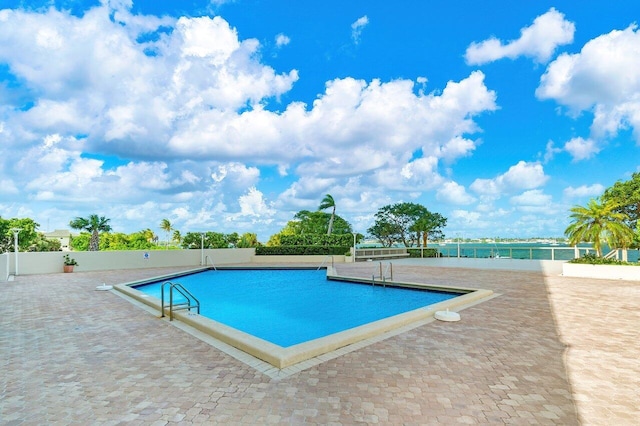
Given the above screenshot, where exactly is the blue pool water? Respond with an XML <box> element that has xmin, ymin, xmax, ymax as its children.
<box><xmin>134</xmin><ymin>269</ymin><xmax>461</xmax><ymax>347</ymax></box>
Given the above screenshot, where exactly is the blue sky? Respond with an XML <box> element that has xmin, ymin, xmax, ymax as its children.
<box><xmin>1</xmin><ymin>0</ymin><xmax>639</xmax><ymax>241</ymax></box>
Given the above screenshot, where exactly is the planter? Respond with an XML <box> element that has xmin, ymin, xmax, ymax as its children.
<box><xmin>63</xmin><ymin>265</ymin><xmax>74</xmax><ymax>273</ymax></box>
<box><xmin>562</xmin><ymin>262</ymin><xmax>640</xmax><ymax>281</ymax></box>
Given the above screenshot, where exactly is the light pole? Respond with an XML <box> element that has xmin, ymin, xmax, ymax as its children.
<box><xmin>352</xmin><ymin>232</ymin><xmax>358</xmax><ymax>262</ymax></box>
<box><xmin>457</xmin><ymin>232</ymin><xmax>461</xmax><ymax>258</ymax></box>
<box><xmin>200</xmin><ymin>232</ymin><xmax>205</xmax><ymax>266</ymax></box>
<box><xmin>10</xmin><ymin>228</ymin><xmax>22</xmax><ymax>275</ymax></box>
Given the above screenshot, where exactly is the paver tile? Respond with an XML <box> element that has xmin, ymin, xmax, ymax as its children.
<box><xmin>1</xmin><ymin>264</ymin><xmax>638</xmax><ymax>424</ymax></box>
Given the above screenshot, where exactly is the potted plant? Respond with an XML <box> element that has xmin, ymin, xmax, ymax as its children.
<box><xmin>63</xmin><ymin>254</ymin><xmax>78</xmax><ymax>273</ymax></box>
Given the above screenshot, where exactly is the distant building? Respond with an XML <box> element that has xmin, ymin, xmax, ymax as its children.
<box><xmin>43</xmin><ymin>229</ymin><xmax>73</xmax><ymax>251</ymax></box>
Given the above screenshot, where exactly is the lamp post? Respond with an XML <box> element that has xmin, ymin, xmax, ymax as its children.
<box><xmin>10</xmin><ymin>228</ymin><xmax>22</xmax><ymax>276</ymax></box>
<box><xmin>457</xmin><ymin>232</ymin><xmax>461</xmax><ymax>258</ymax></box>
<box><xmin>352</xmin><ymin>232</ymin><xmax>358</xmax><ymax>262</ymax></box>
<box><xmin>200</xmin><ymin>232</ymin><xmax>205</xmax><ymax>266</ymax></box>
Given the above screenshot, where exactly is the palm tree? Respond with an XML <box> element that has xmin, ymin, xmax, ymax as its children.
<box><xmin>318</xmin><ymin>194</ymin><xmax>336</xmax><ymax>236</ymax></box>
<box><xmin>160</xmin><ymin>219</ymin><xmax>173</xmax><ymax>249</ymax></box>
<box><xmin>565</xmin><ymin>198</ymin><xmax>634</xmax><ymax>256</ymax></box>
<box><xmin>69</xmin><ymin>214</ymin><xmax>112</xmax><ymax>251</ymax></box>
<box><xmin>141</xmin><ymin>228</ymin><xmax>157</xmax><ymax>244</ymax></box>
<box><xmin>172</xmin><ymin>230</ymin><xmax>182</xmax><ymax>246</ymax></box>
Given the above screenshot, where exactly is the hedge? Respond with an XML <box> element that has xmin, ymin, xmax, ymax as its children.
<box><xmin>279</xmin><ymin>234</ymin><xmax>354</xmax><ymax>246</ymax></box>
<box><xmin>569</xmin><ymin>253</ymin><xmax>638</xmax><ymax>265</ymax></box>
<box><xmin>407</xmin><ymin>248</ymin><xmax>439</xmax><ymax>258</ymax></box>
<box><xmin>255</xmin><ymin>245</ymin><xmax>351</xmax><ymax>256</ymax></box>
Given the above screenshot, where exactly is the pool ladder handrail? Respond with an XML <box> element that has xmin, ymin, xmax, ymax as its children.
<box><xmin>317</xmin><ymin>255</ymin><xmax>334</xmax><ymax>270</ymax></box>
<box><xmin>371</xmin><ymin>262</ymin><xmax>392</xmax><ymax>287</ymax></box>
<box><xmin>204</xmin><ymin>255</ymin><xmax>217</xmax><ymax>270</ymax></box>
<box><xmin>161</xmin><ymin>281</ymin><xmax>200</xmax><ymax>321</ymax></box>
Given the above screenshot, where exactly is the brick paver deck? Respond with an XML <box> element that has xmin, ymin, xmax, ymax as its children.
<box><xmin>1</xmin><ymin>264</ymin><xmax>638</xmax><ymax>425</ymax></box>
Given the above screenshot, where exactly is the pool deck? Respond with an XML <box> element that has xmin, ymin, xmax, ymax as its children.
<box><xmin>1</xmin><ymin>263</ymin><xmax>638</xmax><ymax>425</ymax></box>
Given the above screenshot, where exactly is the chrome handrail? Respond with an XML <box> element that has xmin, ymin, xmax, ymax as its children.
<box><xmin>161</xmin><ymin>281</ymin><xmax>200</xmax><ymax>321</ymax></box>
<box><xmin>317</xmin><ymin>255</ymin><xmax>334</xmax><ymax>270</ymax></box>
<box><xmin>204</xmin><ymin>255</ymin><xmax>217</xmax><ymax>270</ymax></box>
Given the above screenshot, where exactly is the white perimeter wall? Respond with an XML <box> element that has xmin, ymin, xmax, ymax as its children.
<box><xmin>12</xmin><ymin>250</ymin><xmax>640</xmax><ymax>281</ymax></box>
<box><xmin>1</xmin><ymin>249</ymin><xmax>349</xmax><ymax>281</ymax></box>
<box><xmin>2</xmin><ymin>249</ymin><xmax>255</xmax><ymax>279</ymax></box>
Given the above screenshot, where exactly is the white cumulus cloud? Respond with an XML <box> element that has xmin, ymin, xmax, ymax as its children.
<box><xmin>236</xmin><ymin>186</ymin><xmax>275</xmax><ymax>219</ymax></box>
<box><xmin>0</xmin><ymin>2</ymin><xmax>501</xmax><ymax>236</ymax></box>
<box><xmin>470</xmin><ymin>161</ymin><xmax>548</xmax><ymax>197</ymax></box>
<box><xmin>465</xmin><ymin>8</ymin><xmax>575</xmax><ymax>65</ymax></box>
<box><xmin>510</xmin><ymin>189</ymin><xmax>552</xmax><ymax>206</ymax></box>
<box><xmin>563</xmin><ymin>137</ymin><xmax>600</xmax><ymax>161</ymax></box>
<box><xmin>537</xmin><ymin>25</ymin><xmax>640</xmax><ymax>143</ymax></box>
<box><xmin>436</xmin><ymin>181</ymin><xmax>476</xmax><ymax>205</ymax></box>
<box><xmin>563</xmin><ymin>184</ymin><xmax>605</xmax><ymax>198</ymax></box>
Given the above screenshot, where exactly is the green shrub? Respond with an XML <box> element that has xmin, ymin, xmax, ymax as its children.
<box><xmin>407</xmin><ymin>248</ymin><xmax>439</xmax><ymax>258</ymax></box>
<box><xmin>279</xmin><ymin>234</ymin><xmax>354</xmax><ymax>247</ymax></box>
<box><xmin>255</xmin><ymin>245</ymin><xmax>350</xmax><ymax>256</ymax></box>
<box><xmin>569</xmin><ymin>253</ymin><xmax>638</xmax><ymax>265</ymax></box>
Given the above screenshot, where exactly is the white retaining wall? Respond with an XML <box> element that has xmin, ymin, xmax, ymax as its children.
<box><xmin>0</xmin><ymin>249</ymin><xmax>349</xmax><ymax>281</ymax></box>
<box><xmin>2</xmin><ymin>249</ymin><xmax>255</xmax><ymax>279</ymax></box>
<box><xmin>562</xmin><ymin>262</ymin><xmax>640</xmax><ymax>281</ymax></box>
<box><xmin>1</xmin><ymin>253</ymin><xmax>8</xmax><ymax>282</ymax></box>
<box><xmin>11</xmin><ymin>249</ymin><xmax>639</xmax><ymax>281</ymax></box>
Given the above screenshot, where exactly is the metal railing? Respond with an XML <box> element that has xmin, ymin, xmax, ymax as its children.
<box><xmin>372</xmin><ymin>262</ymin><xmax>393</xmax><ymax>286</ymax></box>
<box><xmin>355</xmin><ymin>248</ymin><xmax>409</xmax><ymax>261</ymax></box>
<box><xmin>434</xmin><ymin>246</ymin><xmax>592</xmax><ymax>261</ymax></box>
<box><xmin>161</xmin><ymin>281</ymin><xmax>200</xmax><ymax>321</ymax></box>
<box><xmin>204</xmin><ymin>255</ymin><xmax>217</xmax><ymax>270</ymax></box>
<box><xmin>317</xmin><ymin>255</ymin><xmax>334</xmax><ymax>270</ymax></box>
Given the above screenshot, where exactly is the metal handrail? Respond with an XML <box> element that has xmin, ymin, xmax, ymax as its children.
<box><xmin>204</xmin><ymin>255</ymin><xmax>217</xmax><ymax>270</ymax></box>
<box><xmin>371</xmin><ymin>262</ymin><xmax>392</xmax><ymax>286</ymax></box>
<box><xmin>383</xmin><ymin>262</ymin><xmax>393</xmax><ymax>281</ymax></box>
<box><xmin>160</xmin><ymin>281</ymin><xmax>200</xmax><ymax>321</ymax></box>
<box><xmin>317</xmin><ymin>255</ymin><xmax>334</xmax><ymax>270</ymax></box>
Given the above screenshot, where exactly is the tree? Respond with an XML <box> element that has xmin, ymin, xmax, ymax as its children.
<box><xmin>141</xmin><ymin>228</ymin><xmax>158</xmax><ymax>245</ymax></box>
<box><xmin>602</xmin><ymin>172</ymin><xmax>640</xmax><ymax>247</ymax></box>
<box><xmin>237</xmin><ymin>232</ymin><xmax>260</xmax><ymax>248</ymax></box>
<box><xmin>70</xmin><ymin>233</ymin><xmax>90</xmax><ymax>251</ymax></box>
<box><xmin>224</xmin><ymin>232</ymin><xmax>239</xmax><ymax>248</ymax></box>
<box><xmin>28</xmin><ymin>233</ymin><xmax>62</xmax><ymax>252</ymax></box>
<box><xmin>368</xmin><ymin>203</ymin><xmax>427</xmax><ymax>247</ymax></box>
<box><xmin>411</xmin><ymin>212</ymin><xmax>447</xmax><ymax>247</ymax></box>
<box><xmin>69</xmin><ymin>214</ymin><xmax>112</xmax><ymax>251</ymax></box>
<box><xmin>181</xmin><ymin>232</ymin><xmax>227</xmax><ymax>249</ymax></box>
<box><xmin>367</xmin><ymin>203</ymin><xmax>447</xmax><ymax>247</ymax></box>
<box><xmin>319</xmin><ymin>194</ymin><xmax>336</xmax><ymax>235</ymax></box>
<box><xmin>367</xmin><ymin>220</ymin><xmax>402</xmax><ymax>248</ymax></box>
<box><xmin>293</xmin><ymin>210</ymin><xmax>352</xmax><ymax>235</ymax></box>
<box><xmin>268</xmin><ymin>210</ymin><xmax>353</xmax><ymax>245</ymax></box>
<box><xmin>0</xmin><ymin>217</ymin><xmax>39</xmax><ymax>252</ymax></box>
<box><xmin>126</xmin><ymin>232</ymin><xmax>157</xmax><ymax>250</ymax></box>
<box><xmin>564</xmin><ymin>198</ymin><xmax>634</xmax><ymax>256</ymax></box>
<box><xmin>172</xmin><ymin>230</ymin><xmax>182</xmax><ymax>246</ymax></box>
<box><xmin>160</xmin><ymin>219</ymin><xmax>173</xmax><ymax>249</ymax></box>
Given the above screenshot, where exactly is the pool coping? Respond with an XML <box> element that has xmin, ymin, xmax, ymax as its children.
<box><xmin>113</xmin><ymin>266</ymin><xmax>494</xmax><ymax>369</ymax></box>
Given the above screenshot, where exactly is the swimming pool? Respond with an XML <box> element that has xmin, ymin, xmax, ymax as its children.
<box><xmin>132</xmin><ymin>269</ymin><xmax>461</xmax><ymax>347</ymax></box>
<box><xmin>116</xmin><ymin>267</ymin><xmax>493</xmax><ymax>369</ymax></box>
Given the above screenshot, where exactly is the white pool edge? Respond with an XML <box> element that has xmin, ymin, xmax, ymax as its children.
<box><xmin>114</xmin><ymin>267</ymin><xmax>494</xmax><ymax>370</ymax></box>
